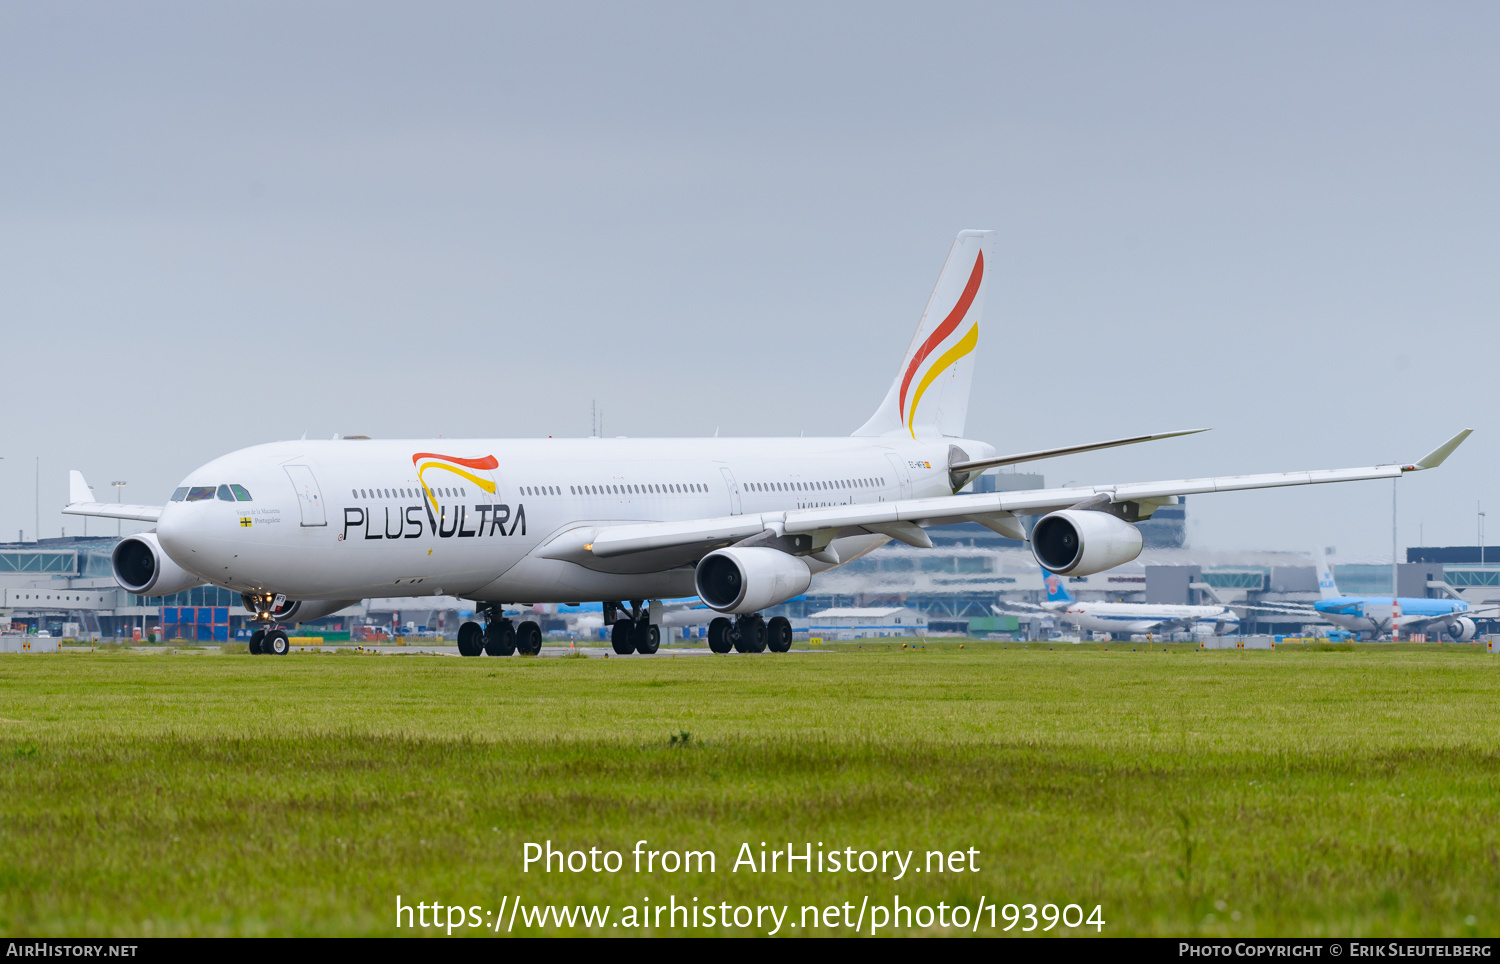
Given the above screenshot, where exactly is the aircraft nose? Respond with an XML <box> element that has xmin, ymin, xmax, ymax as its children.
<box><xmin>156</xmin><ymin>503</ymin><xmax>194</xmax><ymax>566</ymax></box>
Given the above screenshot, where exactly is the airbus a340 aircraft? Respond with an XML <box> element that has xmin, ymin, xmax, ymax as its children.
<box><xmin>64</xmin><ymin>230</ymin><xmax>1472</xmax><ymax>657</ymax></box>
<box><xmin>998</xmin><ymin>567</ymin><xmax>1240</xmax><ymax>639</ymax></box>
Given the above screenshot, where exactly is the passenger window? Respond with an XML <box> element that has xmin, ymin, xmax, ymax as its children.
<box><xmin>171</xmin><ymin>487</ymin><xmax>189</xmax><ymax>502</ymax></box>
<box><xmin>231</xmin><ymin>484</ymin><xmax>252</xmax><ymax>501</ymax></box>
<box><xmin>187</xmin><ymin>486</ymin><xmax>217</xmax><ymax>502</ymax></box>
<box><xmin>217</xmin><ymin>484</ymin><xmax>235</xmax><ymax>502</ymax></box>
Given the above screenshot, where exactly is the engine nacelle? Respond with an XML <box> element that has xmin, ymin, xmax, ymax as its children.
<box><xmin>1442</xmin><ymin>616</ymin><xmax>1477</xmax><ymax>642</ymax></box>
<box><xmin>111</xmin><ymin>533</ymin><xmax>203</xmax><ymax>597</ymax></box>
<box><xmin>239</xmin><ymin>595</ymin><xmax>360</xmax><ymax>624</ymax></box>
<box><xmin>1031</xmin><ymin>509</ymin><xmax>1144</xmax><ymax>576</ymax></box>
<box><xmin>280</xmin><ymin>599</ymin><xmax>361</xmax><ymax>624</ymax></box>
<box><xmin>695</xmin><ymin>547</ymin><xmax>812</xmax><ymax>614</ymax></box>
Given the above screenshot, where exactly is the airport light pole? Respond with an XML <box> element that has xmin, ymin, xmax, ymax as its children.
<box><xmin>1392</xmin><ymin>478</ymin><xmax>1399</xmax><ymax>598</ymax></box>
<box><xmin>1480</xmin><ymin>503</ymin><xmax>1486</xmax><ymax>566</ymax></box>
<box><xmin>112</xmin><ymin>481</ymin><xmax>127</xmax><ymax>537</ymax></box>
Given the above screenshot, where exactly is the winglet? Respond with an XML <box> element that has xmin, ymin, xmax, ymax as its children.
<box><xmin>1409</xmin><ymin>428</ymin><xmax>1473</xmax><ymax>471</ymax></box>
<box><xmin>69</xmin><ymin>470</ymin><xmax>94</xmax><ymax>506</ymax></box>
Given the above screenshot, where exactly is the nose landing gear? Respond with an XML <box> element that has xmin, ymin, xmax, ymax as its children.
<box><xmin>243</xmin><ymin>592</ymin><xmax>290</xmax><ymax>656</ymax></box>
<box><xmin>265</xmin><ymin>630</ymin><xmax>290</xmax><ymax>655</ymax></box>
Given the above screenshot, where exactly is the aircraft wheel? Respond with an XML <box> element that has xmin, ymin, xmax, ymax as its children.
<box><xmin>766</xmin><ymin>616</ymin><xmax>793</xmax><ymax>653</ymax></box>
<box><xmin>516</xmin><ymin>620</ymin><xmax>543</xmax><ymax>656</ymax></box>
<box><xmin>611</xmin><ymin>618</ymin><xmax>636</xmax><ymax>655</ymax></box>
<box><xmin>265</xmin><ymin>630</ymin><xmax>290</xmax><ymax>656</ymax></box>
<box><xmin>708</xmin><ymin>617</ymin><xmax>733</xmax><ymax>654</ymax></box>
<box><xmin>633</xmin><ymin>621</ymin><xmax>659</xmax><ymax>655</ymax></box>
<box><xmin>457</xmin><ymin>620</ymin><xmax>485</xmax><ymax>657</ymax></box>
<box><xmin>484</xmin><ymin>620</ymin><xmax>515</xmax><ymax>656</ymax></box>
<box><xmin>733</xmin><ymin>615</ymin><xmax>766</xmax><ymax>654</ymax></box>
<box><xmin>746</xmin><ymin>615</ymin><xmax>767</xmax><ymax>653</ymax></box>
<box><xmin>248</xmin><ymin>629</ymin><xmax>265</xmax><ymax>655</ymax></box>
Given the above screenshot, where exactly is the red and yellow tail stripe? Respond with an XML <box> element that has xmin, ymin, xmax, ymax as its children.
<box><xmin>898</xmin><ymin>251</ymin><xmax>983</xmax><ymax>438</ymax></box>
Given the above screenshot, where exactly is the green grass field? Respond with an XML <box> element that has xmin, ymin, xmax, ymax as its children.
<box><xmin>2</xmin><ymin>644</ymin><xmax>1498</xmax><ymax>937</ymax></box>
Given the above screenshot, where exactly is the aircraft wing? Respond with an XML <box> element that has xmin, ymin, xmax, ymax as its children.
<box><xmin>543</xmin><ymin>430</ymin><xmax>1472</xmax><ymax>564</ymax></box>
<box><xmin>1236</xmin><ymin>602</ymin><xmax>1320</xmax><ymax>615</ymax></box>
<box><xmin>61</xmin><ymin>471</ymin><xmax>162</xmax><ymax>523</ymax></box>
<box><xmin>1396</xmin><ymin>606</ymin><xmax>1500</xmax><ymax>630</ymax></box>
<box><xmin>991</xmin><ymin>601</ymin><xmax>1049</xmax><ymax>613</ymax></box>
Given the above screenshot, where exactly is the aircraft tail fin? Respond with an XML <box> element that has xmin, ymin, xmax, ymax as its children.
<box><xmin>1315</xmin><ymin>549</ymin><xmax>1341</xmax><ymax>599</ymax></box>
<box><xmin>853</xmin><ymin>230</ymin><xmax>994</xmax><ymax>440</ymax></box>
<box><xmin>1041</xmin><ymin>567</ymin><xmax>1075</xmax><ymax>604</ymax></box>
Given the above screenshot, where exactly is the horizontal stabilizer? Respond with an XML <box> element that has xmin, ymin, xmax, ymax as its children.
<box><xmin>62</xmin><ymin>502</ymin><xmax>163</xmax><ymax>523</ymax></box>
<box><xmin>64</xmin><ymin>470</ymin><xmax>162</xmax><ymax>522</ymax></box>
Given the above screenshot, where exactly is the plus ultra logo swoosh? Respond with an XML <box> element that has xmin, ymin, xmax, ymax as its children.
<box><xmin>412</xmin><ymin>452</ymin><xmax>498</xmax><ymax>509</ymax></box>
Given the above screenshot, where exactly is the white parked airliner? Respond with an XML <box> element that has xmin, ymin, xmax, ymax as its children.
<box><xmin>998</xmin><ymin>567</ymin><xmax>1240</xmax><ymax>639</ymax></box>
<box><xmin>64</xmin><ymin>230</ymin><xmax>1471</xmax><ymax>657</ymax></box>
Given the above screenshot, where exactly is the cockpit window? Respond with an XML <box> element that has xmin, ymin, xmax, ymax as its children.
<box><xmin>231</xmin><ymin>484</ymin><xmax>252</xmax><ymax>502</ymax></box>
<box><xmin>171</xmin><ymin>487</ymin><xmax>189</xmax><ymax>502</ymax></box>
<box><xmin>217</xmin><ymin>484</ymin><xmax>236</xmax><ymax>502</ymax></box>
<box><xmin>186</xmin><ymin>486</ymin><xmax>217</xmax><ymax>502</ymax></box>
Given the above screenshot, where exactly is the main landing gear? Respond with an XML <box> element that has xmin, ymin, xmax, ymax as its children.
<box><xmin>459</xmin><ymin>606</ymin><xmax>542</xmax><ymax>657</ymax></box>
<box><xmin>608</xmin><ymin>600</ymin><xmax>661</xmax><ymax>656</ymax></box>
<box><xmin>244</xmin><ymin>592</ymin><xmax>289</xmax><ymax>656</ymax></box>
<box><xmin>708</xmin><ymin>615</ymin><xmax>792</xmax><ymax>655</ymax></box>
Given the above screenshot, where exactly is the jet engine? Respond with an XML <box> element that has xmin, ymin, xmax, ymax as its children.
<box><xmin>1441</xmin><ymin>616</ymin><xmax>1477</xmax><ymax>642</ymax></box>
<box><xmin>276</xmin><ymin>599</ymin><xmax>361</xmax><ymax>624</ymax></box>
<box><xmin>238</xmin><ymin>595</ymin><xmax>360</xmax><ymax>624</ymax></box>
<box><xmin>695</xmin><ymin>547</ymin><xmax>812</xmax><ymax>614</ymax></box>
<box><xmin>111</xmin><ymin>532</ymin><xmax>203</xmax><ymax>597</ymax></box>
<box><xmin>1031</xmin><ymin>509</ymin><xmax>1144</xmax><ymax>576</ymax></box>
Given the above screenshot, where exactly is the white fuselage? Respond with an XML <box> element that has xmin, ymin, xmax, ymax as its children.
<box><xmin>156</xmin><ymin>435</ymin><xmax>993</xmax><ymax>605</ymax></box>
<box><xmin>1043</xmin><ymin>600</ymin><xmax>1240</xmax><ymax>636</ymax></box>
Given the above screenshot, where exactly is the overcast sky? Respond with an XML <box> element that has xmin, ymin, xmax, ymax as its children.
<box><xmin>2</xmin><ymin>2</ymin><xmax>1495</xmax><ymax>559</ymax></box>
